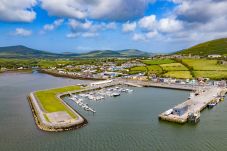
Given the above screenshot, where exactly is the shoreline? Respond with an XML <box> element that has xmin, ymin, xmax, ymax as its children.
<box><xmin>0</xmin><ymin>69</ymin><xmax>33</xmax><ymax>74</ymax></box>
<box><xmin>39</xmin><ymin>69</ymin><xmax>105</xmax><ymax>81</ymax></box>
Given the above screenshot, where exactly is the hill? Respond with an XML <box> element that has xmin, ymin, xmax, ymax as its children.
<box><xmin>176</xmin><ymin>38</ymin><xmax>227</xmax><ymax>56</ymax></box>
<box><xmin>0</xmin><ymin>45</ymin><xmax>151</xmax><ymax>58</ymax></box>
<box><xmin>80</xmin><ymin>50</ymin><xmax>121</xmax><ymax>57</ymax></box>
<box><xmin>0</xmin><ymin>45</ymin><xmax>79</xmax><ymax>58</ymax></box>
<box><xmin>118</xmin><ymin>49</ymin><xmax>151</xmax><ymax>57</ymax></box>
<box><xmin>80</xmin><ymin>49</ymin><xmax>151</xmax><ymax>58</ymax></box>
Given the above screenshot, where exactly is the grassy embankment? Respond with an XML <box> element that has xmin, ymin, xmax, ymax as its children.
<box><xmin>35</xmin><ymin>85</ymin><xmax>82</xmax><ymax>119</ymax></box>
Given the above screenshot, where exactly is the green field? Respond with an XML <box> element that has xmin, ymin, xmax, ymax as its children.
<box><xmin>164</xmin><ymin>71</ymin><xmax>192</xmax><ymax>79</ymax></box>
<box><xmin>194</xmin><ymin>71</ymin><xmax>227</xmax><ymax>79</ymax></box>
<box><xmin>182</xmin><ymin>59</ymin><xmax>227</xmax><ymax>70</ymax></box>
<box><xmin>141</xmin><ymin>59</ymin><xmax>175</xmax><ymax>65</ymax></box>
<box><xmin>129</xmin><ymin>65</ymin><xmax>163</xmax><ymax>75</ymax></box>
<box><xmin>129</xmin><ymin>66</ymin><xmax>147</xmax><ymax>74</ymax></box>
<box><xmin>161</xmin><ymin>63</ymin><xmax>189</xmax><ymax>71</ymax></box>
<box><xmin>35</xmin><ymin>85</ymin><xmax>82</xmax><ymax>119</ymax></box>
<box><xmin>147</xmin><ymin>65</ymin><xmax>163</xmax><ymax>74</ymax></box>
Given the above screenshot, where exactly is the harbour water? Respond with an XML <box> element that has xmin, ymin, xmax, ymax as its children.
<box><xmin>1</xmin><ymin>72</ymin><xmax>227</xmax><ymax>151</ymax></box>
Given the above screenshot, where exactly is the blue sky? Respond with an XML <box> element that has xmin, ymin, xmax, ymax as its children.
<box><xmin>0</xmin><ymin>0</ymin><xmax>227</xmax><ymax>53</ymax></box>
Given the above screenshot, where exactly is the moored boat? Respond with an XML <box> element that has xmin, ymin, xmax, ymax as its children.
<box><xmin>207</xmin><ymin>101</ymin><xmax>217</xmax><ymax>108</ymax></box>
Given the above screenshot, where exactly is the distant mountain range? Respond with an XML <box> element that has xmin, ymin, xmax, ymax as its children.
<box><xmin>0</xmin><ymin>45</ymin><xmax>152</xmax><ymax>58</ymax></box>
<box><xmin>176</xmin><ymin>38</ymin><xmax>227</xmax><ymax>56</ymax></box>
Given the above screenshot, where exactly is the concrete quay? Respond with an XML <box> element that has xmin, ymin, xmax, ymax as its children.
<box><xmin>159</xmin><ymin>87</ymin><xmax>227</xmax><ymax>124</ymax></box>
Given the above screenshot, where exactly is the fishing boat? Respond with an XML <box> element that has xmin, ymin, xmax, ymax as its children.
<box><xmin>126</xmin><ymin>89</ymin><xmax>133</xmax><ymax>93</ymax></box>
<box><xmin>207</xmin><ymin>100</ymin><xmax>217</xmax><ymax>108</ymax></box>
<box><xmin>120</xmin><ymin>89</ymin><xmax>126</xmax><ymax>92</ymax></box>
<box><xmin>220</xmin><ymin>97</ymin><xmax>224</xmax><ymax>101</ymax></box>
<box><xmin>111</xmin><ymin>92</ymin><xmax>120</xmax><ymax>97</ymax></box>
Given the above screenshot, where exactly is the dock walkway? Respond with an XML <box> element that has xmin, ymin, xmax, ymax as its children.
<box><xmin>159</xmin><ymin>87</ymin><xmax>226</xmax><ymax>123</ymax></box>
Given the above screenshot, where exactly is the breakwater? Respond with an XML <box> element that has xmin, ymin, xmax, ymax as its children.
<box><xmin>28</xmin><ymin>91</ymin><xmax>87</xmax><ymax>132</ymax></box>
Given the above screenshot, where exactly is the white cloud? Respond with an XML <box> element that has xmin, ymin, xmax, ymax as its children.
<box><xmin>82</xmin><ymin>32</ymin><xmax>99</xmax><ymax>38</ymax></box>
<box><xmin>40</xmin><ymin>0</ymin><xmax>87</xmax><ymax>19</ymax></box>
<box><xmin>66</xmin><ymin>32</ymin><xmax>98</xmax><ymax>38</ymax></box>
<box><xmin>103</xmin><ymin>22</ymin><xmax>117</xmax><ymax>30</ymax></box>
<box><xmin>133</xmin><ymin>15</ymin><xmax>182</xmax><ymax>41</ymax></box>
<box><xmin>146</xmin><ymin>31</ymin><xmax>158</xmax><ymax>38</ymax></box>
<box><xmin>133</xmin><ymin>33</ymin><xmax>147</xmax><ymax>41</ymax></box>
<box><xmin>66</xmin><ymin>33</ymin><xmax>80</xmax><ymax>38</ymax></box>
<box><xmin>139</xmin><ymin>15</ymin><xmax>157</xmax><ymax>30</ymax></box>
<box><xmin>158</xmin><ymin>18</ymin><xmax>183</xmax><ymax>33</ymax></box>
<box><xmin>68</xmin><ymin>19</ymin><xmax>93</xmax><ymax>32</ymax></box>
<box><xmin>13</xmin><ymin>28</ymin><xmax>32</xmax><ymax>36</ymax></box>
<box><xmin>0</xmin><ymin>0</ymin><xmax>37</xmax><ymax>22</ymax></box>
<box><xmin>43</xmin><ymin>19</ymin><xmax>64</xmax><ymax>31</ymax></box>
<box><xmin>173</xmin><ymin>0</ymin><xmax>227</xmax><ymax>23</ymax></box>
<box><xmin>122</xmin><ymin>21</ymin><xmax>137</xmax><ymax>32</ymax></box>
<box><xmin>161</xmin><ymin>0</ymin><xmax>227</xmax><ymax>44</ymax></box>
<box><xmin>132</xmin><ymin>31</ymin><xmax>158</xmax><ymax>41</ymax></box>
<box><xmin>40</xmin><ymin>0</ymin><xmax>155</xmax><ymax>21</ymax></box>
<box><xmin>67</xmin><ymin>19</ymin><xmax>116</xmax><ymax>38</ymax></box>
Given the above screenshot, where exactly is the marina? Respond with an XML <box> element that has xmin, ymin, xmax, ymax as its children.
<box><xmin>68</xmin><ymin>86</ymin><xmax>134</xmax><ymax>114</ymax></box>
<box><xmin>27</xmin><ymin>76</ymin><xmax>227</xmax><ymax>131</ymax></box>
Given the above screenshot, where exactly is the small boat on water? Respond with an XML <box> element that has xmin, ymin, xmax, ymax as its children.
<box><xmin>126</xmin><ymin>89</ymin><xmax>133</xmax><ymax>93</ymax></box>
<box><xmin>69</xmin><ymin>97</ymin><xmax>77</xmax><ymax>101</ymax></box>
<box><xmin>111</xmin><ymin>92</ymin><xmax>120</xmax><ymax>97</ymax></box>
<box><xmin>207</xmin><ymin>99</ymin><xmax>219</xmax><ymax>108</ymax></box>
<box><xmin>119</xmin><ymin>88</ymin><xmax>126</xmax><ymax>92</ymax></box>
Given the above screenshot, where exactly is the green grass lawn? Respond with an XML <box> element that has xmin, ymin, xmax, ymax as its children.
<box><xmin>129</xmin><ymin>66</ymin><xmax>147</xmax><ymax>74</ymax></box>
<box><xmin>141</xmin><ymin>59</ymin><xmax>175</xmax><ymax>65</ymax></box>
<box><xmin>164</xmin><ymin>71</ymin><xmax>192</xmax><ymax>79</ymax></box>
<box><xmin>129</xmin><ymin>65</ymin><xmax>163</xmax><ymax>75</ymax></box>
<box><xmin>35</xmin><ymin>85</ymin><xmax>82</xmax><ymax>119</ymax></box>
<box><xmin>160</xmin><ymin>63</ymin><xmax>189</xmax><ymax>71</ymax></box>
<box><xmin>194</xmin><ymin>71</ymin><xmax>227</xmax><ymax>79</ymax></box>
<box><xmin>147</xmin><ymin>65</ymin><xmax>163</xmax><ymax>74</ymax></box>
<box><xmin>182</xmin><ymin>59</ymin><xmax>227</xmax><ymax>71</ymax></box>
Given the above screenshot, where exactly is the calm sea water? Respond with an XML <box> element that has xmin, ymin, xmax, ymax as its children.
<box><xmin>1</xmin><ymin>72</ymin><xmax>227</xmax><ymax>151</ymax></box>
